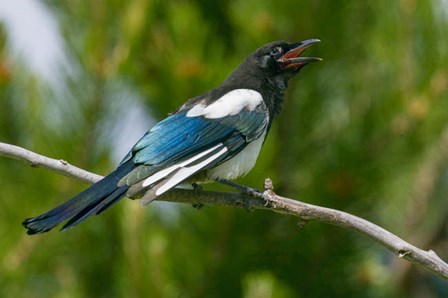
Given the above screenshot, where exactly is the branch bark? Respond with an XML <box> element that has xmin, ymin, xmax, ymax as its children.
<box><xmin>0</xmin><ymin>142</ymin><xmax>103</xmax><ymax>184</ymax></box>
<box><xmin>1</xmin><ymin>141</ymin><xmax>448</xmax><ymax>281</ymax></box>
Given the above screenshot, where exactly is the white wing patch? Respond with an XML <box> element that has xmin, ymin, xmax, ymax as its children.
<box><xmin>186</xmin><ymin>89</ymin><xmax>263</xmax><ymax>119</ymax></box>
<box><xmin>154</xmin><ymin>146</ymin><xmax>228</xmax><ymax>196</ymax></box>
<box><xmin>139</xmin><ymin>143</ymin><xmax>228</xmax><ymax>205</ymax></box>
<box><xmin>141</xmin><ymin>143</ymin><xmax>223</xmax><ymax>188</ymax></box>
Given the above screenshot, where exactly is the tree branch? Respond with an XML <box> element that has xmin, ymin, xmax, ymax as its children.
<box><xmin>0</xmin><ymin>142</ymin><xmax>102</xmax><ymax>184</ymax></box>
<box><xmin>1</xmin><ymin>141</ymin><xmax>448</xmax><ymax>281</ymax></box>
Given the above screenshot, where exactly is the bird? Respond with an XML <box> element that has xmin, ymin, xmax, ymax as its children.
<box><xmin>23</xmin><ymin>39</ymin><xmax>321</xmax><ymax>234</ymax></box>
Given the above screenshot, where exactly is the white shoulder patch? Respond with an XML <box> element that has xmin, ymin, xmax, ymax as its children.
<box><xmin>185</xmin><ymin>103</ymin><xmax>207</xmax><ymax>117</ymax></box>
<box><xmin>186</xmin><ymin>89</ymin><xmax>263</xmax><ymax>119</ymax></box>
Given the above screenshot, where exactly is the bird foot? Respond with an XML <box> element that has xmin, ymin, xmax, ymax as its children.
<box><xmin>215</xmin><ymin>179</ymin><xmax>262</xmax><ymax>198</ymax></box>
<box><xmin>191</xmin><ymin>183</ymin><xmax>204</xmax><ymax>210</ymax></box>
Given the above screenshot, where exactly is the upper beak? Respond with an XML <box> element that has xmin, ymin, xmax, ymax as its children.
<box><xmin>277</xmin><ymin>39</ymin><xmax>322</xmax><ymax>69</ymax></box>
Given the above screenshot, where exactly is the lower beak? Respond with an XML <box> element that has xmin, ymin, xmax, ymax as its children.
<box><xmin>277</xmin><ymin>39</ymin><xmax>322</xmax><ymax>69</ymax></box>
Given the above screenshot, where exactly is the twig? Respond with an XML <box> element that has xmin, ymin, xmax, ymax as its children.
<box><xmin>1</xmin><ymin>141</ymin><xmax>448</xmax><ymax>281</ymax></box>
<box><xmin>0</xmin><ymin>142</ymin><xmax>102</xmax><ymax>183</ymax></box>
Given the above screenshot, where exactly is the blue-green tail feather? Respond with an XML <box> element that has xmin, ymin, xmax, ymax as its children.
<box><xmin>23</xmin><ymin>160</ymin><xmax>134</xmax><ymax>235</ymax></box>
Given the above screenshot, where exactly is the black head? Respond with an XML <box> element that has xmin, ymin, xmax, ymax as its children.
<box><xmin>225</xmin><ymin>39</ymin><xmax>321</xmax><ymax>92</ymax></box>
<box><xmin>255</xmin><ymin>39</ymin><xmax>321</xmax><ymax>81</ymax></box>
<box><xmin>221</xmin><ymin>39</ymin><xmax>320</xmax><ymax>118</ymax></box>
<box><xmin>189</xmin><ymin>39</ymin><xmax>321</xmax><ymax>121</ymax></box>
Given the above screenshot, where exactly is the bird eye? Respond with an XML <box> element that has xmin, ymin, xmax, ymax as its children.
<box><xmin>269</xmin><ymin>47</ymin><xmax>283</xmax><ymax>58</ymax></box>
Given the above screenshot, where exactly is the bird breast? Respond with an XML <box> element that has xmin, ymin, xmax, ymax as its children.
<box><xmin>206</xmin><ymin>131</ymin><xmax>267</xmax><ymax>180</ymax></box>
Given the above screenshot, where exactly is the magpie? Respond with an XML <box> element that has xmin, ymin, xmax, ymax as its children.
<box><xmin>23</xmin><ymin>39</ymin><xmax>321</xmax><ymax>234</ymax></box>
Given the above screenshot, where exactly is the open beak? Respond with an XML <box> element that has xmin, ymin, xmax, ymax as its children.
<box><xmin>277</xmin><ymin>39</ymin><xmax>322</xmax><ymax>69</ymax></box>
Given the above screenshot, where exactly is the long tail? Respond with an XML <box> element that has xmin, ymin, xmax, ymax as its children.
<box><xmin>23</xmin><ymin>160</ymin><xmax>135</xmax><ymax>235</ymax></box>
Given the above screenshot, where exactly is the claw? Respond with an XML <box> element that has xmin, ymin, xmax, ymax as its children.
<box><xmin>191</xmin><ymin>183</ymin><xmax>204</xmax><ymax>210</ymax></box>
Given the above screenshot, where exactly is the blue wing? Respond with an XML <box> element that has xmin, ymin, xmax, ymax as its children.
<box><xmin>118</xmin><ymin>108</ymin><xmax>268</xmax><ymax>203</ymax></box>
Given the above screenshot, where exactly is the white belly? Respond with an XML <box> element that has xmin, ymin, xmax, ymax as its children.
<box><xmin>206</xmin><ymin>131</ymin><xmax>266</xmax><ymax>180</ymax></box>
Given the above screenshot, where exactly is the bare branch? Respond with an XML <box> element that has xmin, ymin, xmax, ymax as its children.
<box><xmin>1</xmin><ymin>141</ymin><xmax>448</xmax><ymax>280</ymax></box>
<box><xmin>0</xmin><ymin>142</ymin><xmax>102</xmax><ymax>184</ymax></box>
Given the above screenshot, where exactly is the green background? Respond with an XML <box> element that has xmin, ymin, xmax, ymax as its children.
<box><xmin>1</xmin><ymin>0</ymin><xmax>448</xmax><ymax>297</ymax></box>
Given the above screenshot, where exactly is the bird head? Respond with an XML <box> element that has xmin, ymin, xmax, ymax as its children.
<box><xmin>210</xmin><ymin>39</ymin><xmax>321</xmax><ymax>119</ymax></box>
<box><xmin>255</xmin><ymin>39</ymin><xmax>321</xmax><ymax>82</ymax></box>
<box><xmin>226</xmin><ymin>39</ymin><xmax>321</xmax><ymax>94</ymax></box>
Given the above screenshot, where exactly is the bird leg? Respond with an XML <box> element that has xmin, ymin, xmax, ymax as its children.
<box><xmin>191</xmin><ymin>183</ymin><xmax>204</xmax><ymax>210</ymax></box>
<box><xmin>215</xmin><ymin>179</ymin><xmax>262</xmax><ymax>198</ymax></box>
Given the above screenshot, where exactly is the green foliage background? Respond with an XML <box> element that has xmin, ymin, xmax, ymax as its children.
<box><xmin>1</xmin><ymin>0</ymin><xmax>448</xmax><ymax>297</ymax></box>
